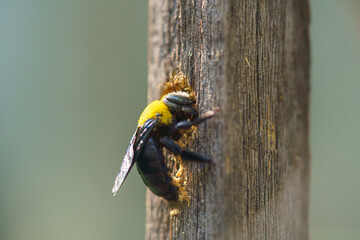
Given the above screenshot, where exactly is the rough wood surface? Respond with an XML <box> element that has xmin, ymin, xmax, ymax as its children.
<box><xmin>146</xmin><ymin>0</ymin><xmax>310</xmax><ymax>239</ymax></box>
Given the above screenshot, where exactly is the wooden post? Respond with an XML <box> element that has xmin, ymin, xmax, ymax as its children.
<box><xmin>146</xmin><ymin>0</ymin><xmax>310</xmax><ymax>239</ymax></box>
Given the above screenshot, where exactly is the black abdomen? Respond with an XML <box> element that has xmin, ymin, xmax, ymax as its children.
<box><xmin>136</xmin><ymin>137</ymin><xmax>178</xmax><ymax>201</ymax></box>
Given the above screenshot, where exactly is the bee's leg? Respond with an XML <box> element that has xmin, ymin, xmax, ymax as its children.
<box><xmin>181</xmin><ymin>106</ymin><xmax>198</xmax><ymax>119</ymax></box>
<box><xmin>160</xmin><ymin>136</ymin><xmax>213</xmax><ymax>163</ymax></box>
<box><xmin>159</xmin><ymin>136</ymin><xmax>181</xmax><ymax>155</ymax></box>
<box><xmin>181</xmin><ymin>150</ymin><xmax>213</xmax><ymax>163</ymax></box>
<box><xmin>175</xmin><ymin>107</ymin><xmax>220</xmax><ymax>131</ymax></box>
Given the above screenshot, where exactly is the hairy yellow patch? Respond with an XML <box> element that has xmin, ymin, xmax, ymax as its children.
<box><xmin>137</xmin><ymin>100</ymin><xmax>172</xmax><ymax>126</ymax></box>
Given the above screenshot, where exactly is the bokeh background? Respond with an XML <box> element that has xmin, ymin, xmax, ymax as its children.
<box><xmin>0</xmin><ymin>0</ymin><xmax>359</xmax><ymax>239</ymax></box>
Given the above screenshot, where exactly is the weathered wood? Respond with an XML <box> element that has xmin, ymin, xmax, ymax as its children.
<box><xmin>146</xmin><ymin>0</ymin><xmax>310</xmax><ymax>239</ymax></box>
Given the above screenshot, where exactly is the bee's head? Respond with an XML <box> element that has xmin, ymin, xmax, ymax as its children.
<box><xmin>161</xmin><ymin>92</ymin><xmax>196</xmax><ymax>112</ymax></box>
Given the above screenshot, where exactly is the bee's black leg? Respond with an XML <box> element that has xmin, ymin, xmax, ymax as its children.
<box><xmin>160</xmin><ymin>136</ymin><xmax>213</xmax><ymax>163</ymax></box>
<box><xmin>181</xmin><ymin>106</ymin><xmax>198</xmax><ymax>119</ymax></box>
<box><xmin>181</xmin><ymin>150</ymin><xmax>213</xmax><ymax>163</ymax></box>
<box><xmin>159</xmin><ymin>136</ymin><xmax>182</xmax><ymax>155</ymax></box>
<box><xmin>175</xmin><ymin>107</ymin><xmax>220</xmax><ymax>130</ymax></box>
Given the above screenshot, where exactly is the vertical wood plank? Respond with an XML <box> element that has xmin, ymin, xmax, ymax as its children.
<box><xmin>146</xmin><ymin>1</ymin><xmax>310</xmax><ymax>239</ymax></box>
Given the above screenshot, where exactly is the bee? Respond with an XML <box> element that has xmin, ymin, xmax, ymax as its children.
<box><xmin>112</xmin><ymin>91</ymin><xmax>218</xmax><ymax>201</ymax></box>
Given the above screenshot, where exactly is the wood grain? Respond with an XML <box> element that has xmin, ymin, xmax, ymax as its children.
<box><xmin>146</xmin><ymin>0</ymin><xmax>310</xmax><ymax>239</ymax></box>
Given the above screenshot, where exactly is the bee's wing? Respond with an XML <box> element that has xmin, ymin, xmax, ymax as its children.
<box><xmin>112</xmin><ymin>118</ymin><xmax>159</xmax><ymax>196</ymax></box>
<box><xmin>112</xmin><ymin>132</ymin><xmax>137</xmax><ymax>195</ymax></box>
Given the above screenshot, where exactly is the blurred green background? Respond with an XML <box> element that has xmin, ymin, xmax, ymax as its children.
<box><xmin>0</xmin><ymin>0</ymin><xmax>359</xmax><ymax>239</ymax></box>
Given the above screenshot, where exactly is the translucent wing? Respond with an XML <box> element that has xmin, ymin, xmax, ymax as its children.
<box><xmin>112</xmin><ymin>133</ymin><xmax>137</xmax><ymax>195</ymax></box>
<box><xmin>112</xmin><ymin>118</ymin><xmax>159</xmax><ymax>196</ymax></box>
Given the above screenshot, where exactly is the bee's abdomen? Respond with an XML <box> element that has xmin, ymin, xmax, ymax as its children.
<box><xmin>136</xmin><ymin>137</ymin><xmax>178</xmax><ymax>201</ymax></box>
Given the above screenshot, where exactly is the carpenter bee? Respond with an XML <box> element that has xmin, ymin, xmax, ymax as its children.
<box><xmin>112</xmin><ymin>91</ymin><xmax>218</xmax><ymax>201</ymax></box>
